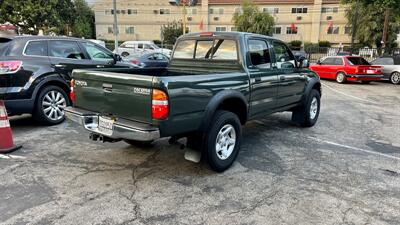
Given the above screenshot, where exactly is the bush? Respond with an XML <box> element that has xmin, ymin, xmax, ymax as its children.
<box><xmin>289</xmin><ymin>40</ymin><xmax>302</xmax><ymax>50</ymax></box>
<box><xmin>303</xmin><ymin>42</ymin><xmax>319</xmax><ymax>53</ymax></box>
<box><xmin>318</xmin><ymin>41</ymin><xmax>331</xmax><ymax>48</ymax></box>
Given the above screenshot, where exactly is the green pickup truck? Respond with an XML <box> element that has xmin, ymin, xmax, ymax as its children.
<box><xmin>66</xmin><ymin>32</ymin><xmax>321</xmax><ymax>172</ymax></box>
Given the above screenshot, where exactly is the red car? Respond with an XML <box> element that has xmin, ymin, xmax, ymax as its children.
<box><xmin>309</xmin><ymin>56</ymin><xmax>383</xmax><ymax>84</ymax></box>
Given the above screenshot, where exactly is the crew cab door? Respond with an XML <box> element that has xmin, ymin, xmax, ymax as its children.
<box><xmin>48</xmin><ymin>40</ymin><xmax>95</xmax><ymax>80</ymax></box>
<box><xmin>247</xmin><ymin>39</ymin><xmax>279</xmax><ymax>117</ymax></box>
<box><xmin>271</xmin><ymin>41</ymin><xmax>306</xmax><ymax>108</ymax></box>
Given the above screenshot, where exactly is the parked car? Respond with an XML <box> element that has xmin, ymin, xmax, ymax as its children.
<box><xmin>124</xmin><ymin>52</ymin><xmax>169</xmax><ymax>68</ymax></box>
<box><xmin>309</xmin><ymin>56</ymin><xmax>383</xmax><ymax>84</ymax></box>
<box><xmin>370</xmin><ymin>55</ymin><xmax>400</xmax><ymax>84</ymax></box>
<box><xmin>115</xmin><ymin>41</ymin><xmax>171</xmax><ymax>58</ymax></box>
<box><xmin>292</xmin><ymin>50</ymin><xmax>307</xmax><ymax>62</ymax></box>
<box><xmin>66</xmin><ymin>32</ymin><xmax>321</xmax><ymax>172</ymax></box>
<box><xmin>0</xmin><ymin>36</ymin><xmax>134</xmax><ymax>125</ymax></box>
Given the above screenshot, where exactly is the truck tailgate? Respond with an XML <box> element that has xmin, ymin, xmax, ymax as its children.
<box><xmin>72</xmin><ymin>69</ymin><xmax>153</xmax><ymax>124</ymax></box>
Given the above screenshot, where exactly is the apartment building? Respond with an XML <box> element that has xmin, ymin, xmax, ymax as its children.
<box><xmin>93</xmin><ymin>0</ymin><xmax>351</xmax><ymax>45</ymax></box>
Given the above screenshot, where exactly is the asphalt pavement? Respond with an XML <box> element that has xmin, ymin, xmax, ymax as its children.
<box><xmin>1</xmin><ymin>80</ymin><xmax>399</xmax><ymax>225</ymax></box>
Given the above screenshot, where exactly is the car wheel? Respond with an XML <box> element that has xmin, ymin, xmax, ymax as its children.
<box><xmin>121</xmin><ymin>52</ymin><xmax>129</xmax><ymax>57</ymax></box>
<box><xmin>124</xmin><ymin>140</ymin><xmax>153</xmax><ymax>148</ymax></box>
<box><xmin>336</xmin><ymin>72</ymin><xmax>347</xmax><ymax>84</ymax></box>
<box><xmin>390</xmin><ymin>72</ymin><xmax>400</xmax><ymax>84</ymax></box>
<box><xmin>34</xmin><ymin>85</ymin><xmax>69</xmax><ymax>125</ymax></box>
<box><xmin>292</xmin><ymin>89</ymin><xmax>321</xmax><ymax>127</ymax></box>
<box><xmin>204</xmin><ymin>110</ymin><xmax>242</xmax><ymax>172</ymax></box>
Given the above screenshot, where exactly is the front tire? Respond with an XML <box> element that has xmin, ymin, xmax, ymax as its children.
<box><xmin>292</xmin><ymin>89</ymin><xmax>321</xmax><ymax>127</ymax></box>
<box><xmin>204</xmin><ymin>110</ymin><xmax>242</xmax><ymax>172</ymax></box>
<box><xmin>34</xmin><ymin>85</ymin><xmax>69</xmax><ymax>125</ymax></box>
<box><xmin>336</xmin><ymin>72</ymin><xmax>347</xmax><ymax>84</ymax></box>
<box><xmin>390</xmin><ymin>72</ymin><xmax>400</xmax><ymax>84</ymax></box>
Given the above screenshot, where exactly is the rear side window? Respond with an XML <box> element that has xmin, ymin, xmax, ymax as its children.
<box><xmin>49</xmin><ymin>40</ymin><xmax>86</xmax><ymax>59</ymax></box>
<box><xmin>248</xmin><ymin>39</ymin><xmax>271</xmax><ymax>68</ymax></box>
<box><xmin>347</xmin><ymin>57</ymin><xmax>370</xmax><ymax>66</ymax></box>
<box><xmin>24</xmin><ymin>41</ymin><xmax>48</xmax><ymax>56</ymax></box>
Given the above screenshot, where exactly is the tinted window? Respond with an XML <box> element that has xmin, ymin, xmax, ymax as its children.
<box><xmin>195</xmin><ymin>40</ymin><xmax>214</xmax><ymax>59</ymax></box>
<box><xmin>212</xmin><ymin>39</ymin><xmax>238</xmax><ymax>60</ymax></box>
<box><xmin>321</xmin><ymin>57</ymin><xmax>336</xmax><ymax>65</ymax></box>
<box><xmin>81</xmin><ymin>42</ymin><xmax>113</xmax><ymax>61</ymax></box>
<box><xmin>248</xmin><ymin>39</ymin><xmax>271</xmax><ymax>68</ymax></box>
<box><xmin>372</xmin><ymin>58</ymin><xmax>394</xmax><ymax>65</ymax></box>
<box><xmin>24</xmin><ymin>41</ymin><xmax>48</xmax><ymax>56</ymax></box>
<box><xmin>347</xmin><ymin>57</ymin><xmax>370</xmax><ymax>66</ymax></box>
<box><xmin>173</xmin><ymin>40</ymin><xmax>196</xmax><ymax>59</ymax></box>
<box><xmin>272</xmin><ymin>41</ymin><xmax>296</xmax><ymax>69</ymax></box>
<box><xmin>49</xmin><ymin>40</ymin><xmax>86</xmax><ymax>59</ymax></box>
<box><xmin>148</xmin><ymin>53</ymin><xmax>168</xmax><ymax>61</ymax></box>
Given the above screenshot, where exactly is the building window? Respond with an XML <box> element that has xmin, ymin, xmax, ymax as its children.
<box><xmin>127</xmin><ymin>9</ymin><xmax>138</xmax><ymax>15</ymax></box>
<box><xmin>286</xmin><ymin>27</ymin><xmax>298</xmax><ymax>34</ymax></box>
<box><xmin>121</xmin><ymin>10</ymin><xmax>126</xmax><ymax>14</ymax></box>
<box><xmin>108</xmin><ymin>27</ymin><xmax>113</xmax><ymax>34</ymax></box>
<box><xmin>116</xmin><ymin>10</ymin><xmax>120</xmax><ymax>14</ymax></box>
<box><xmin>159</xmin><ymin>9</ymin><xmax>170</xmax><ymax>15</ymax></box>
<box><xmin>291</xmin><ymin>8</ymin><xmax>307</xmax><ymax>14</ymax></box>
<box><xmin>333</xmin><ymin>7</ymin><xmax>339</xmax><ymax>13</ymax></box>
<box><xmin>273</xmin><ymin>26</ymin><xmax>282</xmax><ymax>34</ymax></box>
<box><xmin>263</xmin><ymin>7</ymin><xmax>279</xmax><ymax>14</ymax></box>
<box><xmin>125</xmin><ymin>27</ymin><xmax>135</xmax><ymax>34</ymax></box>
<box><xmin>322</xmin><ymin>7</ymin><xmax>339</xmax><ymax>13</ymax></box>
<box><xmin>345</xmin><ymin>26</ymin><xmax>351</xmax><ymax>34</ymax></box>
<box><xmin>216</xmin><ymin>27</ymin><xmax>227</xmax><ymax>32</ymax></box>
<box><xmin>111</xmin><ymin>9</ymin><xmax>114</xmax><ymax>14</ymax></box>
<box><xmin>327</xmin><ymin>27</ymin><xmax>339</xmax><ymax>34</ymax></box>
<box><xmin>210</xmin><ymin>8</ymin><xmax>224</xmax><ymax>15</ymax></box>
<box><xmin>326</xmin><ymin>16</ymin><xmax>333</xmax><ymax>20</ymax></box>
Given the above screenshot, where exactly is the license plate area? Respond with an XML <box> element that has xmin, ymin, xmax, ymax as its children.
<box><xmin>367</xmin><ymin>70</ymin><xmax>374</xmax><ymax>74</ymax></box>
<box><xmin>98</xmin><ymin>116</ymin><xmax>114</xmax><ymax>136</ymax></box>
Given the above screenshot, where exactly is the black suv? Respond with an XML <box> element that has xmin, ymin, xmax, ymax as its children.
<box><xmin>0</xmin><ymin>36</ymin><xmax>133</xmax><ymax>125</ymax></box>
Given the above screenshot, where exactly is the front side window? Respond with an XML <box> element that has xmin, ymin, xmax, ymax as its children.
<box><xmin>81</xmin><ymin>42</ymin><xmax>113</xmax><ymax>61</ymax></box>
<box><xmin>248</xmin><ymin>39</ymin><xmax>271</xmax><ymax>69</ymax></box>
<box><xmin>49</xmin><ymin>40</ymin><xmax>85</xmax><ymax>59</ymax></box>
<box><xmin>24</xmin><ymin>41</ymin><xmax>48</xmax><ymax>56</ymax></box>
<box><xmin>272</xmin><ymin>41</ymin><xmax>296</xmax><ymax>69</ymax></box>
<box><xmin>333</xmin><ymin>58</ymin><xmax>344</xmax><ymax>66</ymax></box>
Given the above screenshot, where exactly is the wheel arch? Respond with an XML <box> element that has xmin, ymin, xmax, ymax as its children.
<box><xmin>199</xmin><ymin>90</ymin><xmax>248</xmax><ymax>132</ymax></box>
<box><xmin>301</xmin><ymin>78</ymin><xmax>321</xmax><ymax>106</ymax></box>
<box><xmin>32</xmin><ymin>77</ymin><xmax>70</xmax><ymax>106</ymax></box>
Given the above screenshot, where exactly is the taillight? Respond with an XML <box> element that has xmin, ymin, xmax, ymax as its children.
<box><xmin>0</xmin><ymin>61</ymin><xmax>22</xmax><ymax>74</ymax></box>
<box><xmin>131</xmin><ymin>60</ymin><xmax>137</xmax><ymax>65</ymax></box>
<box><xmin>152</xmin><ymin>89</ymin><xmax>168</xmax><ymax>120</ymax></box>
<box><xmin>70</xmin><ymin>79</ymin><xmax>75</xmax><ymax>104</ymax></box>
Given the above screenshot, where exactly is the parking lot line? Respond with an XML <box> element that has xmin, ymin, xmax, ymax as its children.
<box><xmin>0</xmin><ymin>154</ymin><xmax>26</xmax><ymax>159</ymax></box>
<box><xmin>308</xmin><ymin>136</ymin><xmax>400</xmax><ymax>161</ymax></box>
<box><xmin>321</xmin><ymin>83</ymin><xmax>379</xmax><ymax>104</ymax></box>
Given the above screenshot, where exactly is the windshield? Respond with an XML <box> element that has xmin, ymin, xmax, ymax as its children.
<box><xmin>347</xmin><ymin>57</ymin><xmax>370</xmax><ymax>66</ymax></box>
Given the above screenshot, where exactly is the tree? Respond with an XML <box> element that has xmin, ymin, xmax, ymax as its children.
<box><xmin>161</xmin><ymin>21</ymin><xmax>183</xmax><ymax>45</ymax></box>
<box><xmin>233</xmin><ymin>0</ymin><xmax>275</xmax><ymax>36</ymax></box>
<box><xmin>342</xmin><ymin>0</ymin><xmax>400</xmax><ymax>48</ymax></box>
<box><xmin>72</xmin><ymin>0</ymin><xmax>95</xmax><ymax>38</ymax></box>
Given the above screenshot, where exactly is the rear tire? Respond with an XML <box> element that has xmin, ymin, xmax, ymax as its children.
<box><xmin>390</xmin><ymin>72</ymin><xmax>400</xmax><ymax>84</ymax></box>
<box><xmin>33</xmin><ymin>85</ymin><xmax>69</xmax><ymax>125</ymax></box>
<box><xmin>292</xmin><ymin>89</ymin><xmax>321</xmax><ymax>127</ymax></box>
<box><xmin>336</xmin><ymin>72</ymin><xmax>347</xmax><ymax>84</ymax></box>
<box><xmin>204</xmin><ymin>110</ymin><xmax>242</xmax><ymax>172</ymax></box>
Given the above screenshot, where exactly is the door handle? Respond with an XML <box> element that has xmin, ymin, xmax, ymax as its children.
<box><xmin>280</xmin><ymin>76</ymin><xmax>286</xmax><ymax>81</ymax></box>
<box><xmin>97</xmin><ymin>65</ymin><xmax>105</xmax><ymax>68</ymax></box>
<box><xmin>102</xmin><ymin>83</ymin><xmax>112</xmax><ymax>92</ymax></box>
<box><xmin>254</xmin><ymin>77</ymin><xmax>261</xmax><ymax>83</ymax></box>
<box><xmin>54</xmin><ymin>64</ymin><xmax>66</xmax><ymax>68</ymax></box>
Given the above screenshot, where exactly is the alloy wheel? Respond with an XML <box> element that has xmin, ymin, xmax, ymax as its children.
<box><xmin>309</xmin><ymin>97</ymin><xmax>318</xmax><ymax>120</ymax></box>
<box><xmin>215</xmin><ymin>124</ymin><xmax>236</xmax><ymax>160</ymax></box>
<box><xmin>42</xmin><ymin>90</ymin><xmax>67</xmax><ymax>121</ymax></box>
<box><xmin>391</xmin><ymin>72</ymin><xmax>400</xmax><ymax>84</ymax></box>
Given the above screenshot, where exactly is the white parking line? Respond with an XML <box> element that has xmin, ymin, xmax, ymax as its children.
<box><xmin>308</xmin><ymin>136</ymin><xmax>400</xmax><ymax>161</ymax></box>
<box><xmin>321</xmin><ymin>83</ymin><xmax>379</xmax><ymax>104</ymax></box>
<box><xmin>0</xmin><ymin>154</ymin><xmax>26</xmax><ymax>159</ymax></box>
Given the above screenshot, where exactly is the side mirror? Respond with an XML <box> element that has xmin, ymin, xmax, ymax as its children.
<box><xmin>301</xmin><ymin>59</ymin><xmax>310</xmax><ymax>68</ymax></box>
<box><xmin>316</xmin><ymin>60</ymin><xmax>321</xmax><ymax>65</ymax></box>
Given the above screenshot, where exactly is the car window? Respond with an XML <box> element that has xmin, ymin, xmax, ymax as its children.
<box><xmin>49</xmin><ymin>40</ymin><xmax>86</xmax><ymax>59</ymax></box>
<box><xmin>372</xmin><ymin>58</ymin><xmax>394</xmax><ymax>65</ymax></box>
<box><xmin>138</xmin><ymin>44</ymin><xmax>143</xmax><ymax>49</ymax></box>
<box><xmin>212</xmin><ymin>39</ymin><xmax>238</xmax><ymax>60</ymax></box>
<box><xmin>81</xmin><ymin>42</ymin><xmax>113</xmax><ymax>61</ymax></box>
<box><xmin>195</xmin><ymin>40</ymin><xmax>214</xmax><ymax>59</ymax></box>
<box><xmin>248</xmin><ymin>39</ymin><xmax>271</xmax><ymax>69</ymax></box>
<box><xmin>173</xmin><ymin>40</ymin><xmax>196</xmax><ymax>59</ymax></box>
<box><xmin>0</xmin><ymin>38</ymin><xmax>12</xmax><ymax>56</ymax></box>
<box><xmin>347</xmin><ymin>57</ymin><xmax>370</xmax><ymax>66</ymax></box>
<box><xmin>24</xmin><ymin>41</ymin><xmax>48</xmax><ymax>56</ymax></box>
<box><xmin>333</xmin><ymin>58</ymin><xmax>343</xmax><ymax>66</ymax></box>
<box><xmin>272</xmin><ymin>41</ymin><xmax>296</xmax><ymax>69</ymax></box>
<box><xmin>320</xmin><ymin>57</ymin><xmax>336</xmax><ymax>65</ymax></box>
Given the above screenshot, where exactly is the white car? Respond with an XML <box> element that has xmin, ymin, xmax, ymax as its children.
<box><xmin>115</xmin><ymin>41</ymin><xmax>171</xmax><ymax>58</ymax></box>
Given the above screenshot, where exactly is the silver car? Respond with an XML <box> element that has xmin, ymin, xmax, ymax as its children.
<box><xmin>371</xmin><ymin>56</ymin><xmax>400</xmax><ymax>84</ymax></box>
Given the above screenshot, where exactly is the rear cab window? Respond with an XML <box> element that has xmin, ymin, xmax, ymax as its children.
<box><xmin>173</xmin><ymin>38</ymin><xmax>238</xmax><ymax>61</ymax></box>
<box><xmin>347</xmin><ymin>57</ymin><xmax>370</xmax><ymax>66</ymax></box>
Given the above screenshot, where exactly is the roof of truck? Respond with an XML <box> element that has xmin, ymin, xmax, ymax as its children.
<box><xmin>180</xmin><ymin>32</ymin><xmax>281</xmax><ymax>42</ymax></box>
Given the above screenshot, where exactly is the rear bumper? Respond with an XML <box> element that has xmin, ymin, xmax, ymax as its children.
<box><xmin>4</xmin><ymin>98</ymin><xmax>35</xmax><ymax>116</ymax></box>
<box><xmin>347</xmin><ymin>74</ymin><xmax>383</xmax><ymax>81</ymax></box>
<box><xmin>65</xmin><ymin>107</ymin><xmax>160</xmax><ymax>142</ymax></box>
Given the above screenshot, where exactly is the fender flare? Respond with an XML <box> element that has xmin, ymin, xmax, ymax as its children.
<box><xmin>199</xmin><ymin>90</ymin><xmax>248</xmax><ymax>132</ymax></box>
<box><xmin>301</xmin><ymin>77</ymin><xmax>321</xmax><ymax>106</ymax></box>
<box><xmin>31</xmin><ymin>75</ymin><xmax>69</xmax><ymax>103</ymax></box>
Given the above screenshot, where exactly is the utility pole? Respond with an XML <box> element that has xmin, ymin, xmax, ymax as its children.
<box><xmin>182</xmin><ymin>0</ymin><xmax>187</xmax><ymax>35</ymax></box>
<box><xmin>112</xmin><ymin>0</ymin><xmax>119</xmax><ymax>51</ymax></box>
<box><xmin>382</xmin><ymin>9</ymin><xmax>390</xmax><ymax>51</ymax></box>
<box><xmin>350</xmin><ymin>2</ymin><xmax>359</xmax><ymax>55</ymax></box>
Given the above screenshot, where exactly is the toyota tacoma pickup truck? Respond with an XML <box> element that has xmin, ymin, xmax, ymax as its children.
<box><xmin>66</xmin><ymin>32</ymin><xmax>322</xmax><ymax>172</ymax></box>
